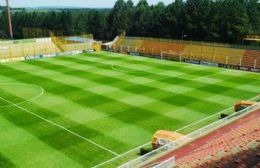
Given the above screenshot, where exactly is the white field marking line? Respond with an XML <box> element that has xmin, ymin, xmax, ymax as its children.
<box><xmin>191</xmin><ymin>69</ymin><xmax>227</xmax><ymax>81</ymax></box>
<box><xmin>91</xmin><ymin>95</ymin><xmax>259</xmax><ymax>168</ymax></box>
<box><xmin>91</xmin><ymin>142</ymin><xmax>151</xmax><ymax>168</ymax></box>
<box><xmin>110</xmin><ymin>64</ymin><xmax>130</xmax><ymax>74</ymax></box>
<box><xmin>0</xmin><ymin>96</ymin><xmax>119</xmax><ymax>156</ymax></box>
<box><xmin>175</xmin><ymin>95</ymin><xmax>259</xmax><ymax>133</ymax></box>
<box><xmin>111</xmin><ymin>64</ymin><xmax>118</xmax><ymax>71</ymax></box>
<box><xmin>0</xmin><ymin>83</ymin><xmax>45</xmax><ymax>108</ymax></box>
<box><xmin>110</xmin><ymin>62</ymin><xmax>227</xmax><ymax>82</ymax></box>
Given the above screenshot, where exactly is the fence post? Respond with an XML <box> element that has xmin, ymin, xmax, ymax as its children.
<box><xmin>45</xmin><ymin>39</ymin><xmax>47</xmax><ymax>55</ymax></box>
<box><xmin>201</xmin><ymin>42</ymin><xmax>203</xmax><ymax>60</ymax></box>
<box><xmin>33</xmin><ymin>42</ymin><xmax>36</xmax><ymax>56</ymax></box>
<box><xmin>226</xmin><ymin>43</ymin><xmax>229</xmax><ymax>61</ymax></box>
<box><xmin>254</xmin><ymin>60</ymin><xmax>257</xmax><ymax>69</ymax></box>
<box><xmin>8</xmin><ymin>43</ymin><xmax>11</xmax><ymax>58</ymax></box>
<box><xmin>21</xmin><ymin>43</ymin><xmax>24</xmax><ymax>57</ymax></box>
<box><xmin>213</xmin><ymin>43</ymin><xmax>215</xmax><ymax>63</ymax></box>
<box><xmin>190</xmin><ymin>41</ymin><xmax>192</xmax><ymax>59</ymax></box>
<box><xmin>226</xmin><ymin>56</ymin><xmax>229</xmax><ymax>65</ymax></box>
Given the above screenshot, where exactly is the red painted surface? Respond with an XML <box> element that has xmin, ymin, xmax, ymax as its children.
<box><xmin>145</xmin><ymin>108</ymin><xmax>260</xmax><ymax>167</ymax></box>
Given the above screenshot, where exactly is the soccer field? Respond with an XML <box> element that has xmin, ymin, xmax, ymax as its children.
<box><xmin>0</xmin><ymin>51</ymin><xmax>259</xmax><ymax>168</ymax></box>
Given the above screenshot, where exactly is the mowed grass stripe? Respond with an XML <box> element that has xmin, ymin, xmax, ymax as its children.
<box><xmin>0</xmin><ymin>62</ymin><xmax>164</xmax><ymax>156</ymax></box>
<box><xmin>0</xmin><ymin>62</ymin><xmax>189</xmax><ymax>142</ymax></box>
<box><xmin>0</xmin><ymin>51</ymin><xmax>259</xmax><ymax>168</ymax></box>
<box><xmin>4</xmin><ymin>54</ymin><xmax>258</xmax><ymax>141</ymax></box>
<box><xmin>74</xmin><ymin>53</ymin><xmax>223</xmax><ymax>80</ymax></box>
<box><xmin>0</xmin><ymin>96</ymin><xmax>119</xmax><ymax>156</ymax></box>
<box><xmin>0</xmin><ymin>151</ymin><xmax>15</xmax><ymax>168</ymax></box>
<box><xmin>0</xmin><ymin>90</ymin><xmax>117</xmax><ymax>167</ymax></box>
<box><xmin>6</xmin><ymin>54</ymin><xmax>258</xmax><ymax>131</ymax></box>
<box><xmin>23</xmin><ymin>56</ymin><xmax>231</xmax><ymax>120</ymax></box>
<box><xmin>49</xmin><ymin>54</ymin><xmax>256</xmax><ymax>109</ymax></box>
<box><xmin>0</xmin><ymin>65</ymin><xmax>134</xmax><ymax>152</ymax></box>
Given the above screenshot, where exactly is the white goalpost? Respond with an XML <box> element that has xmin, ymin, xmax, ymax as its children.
<box><xmin>160</xmin><ymin>51</ymin><xmax>182</xmax><ymax>62</ymax></box>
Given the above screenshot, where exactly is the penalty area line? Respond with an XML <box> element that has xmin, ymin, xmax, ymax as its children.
<box><xmin>0</xmin><ymin>96</ymin><xmax>119</xmax><ymax>156</ymax></box>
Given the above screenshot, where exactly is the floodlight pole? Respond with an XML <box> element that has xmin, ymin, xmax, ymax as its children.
<box><xmin>6</xmin><ymin>0</ymin><xmax>13</xmax><ymax>39</ymax></box>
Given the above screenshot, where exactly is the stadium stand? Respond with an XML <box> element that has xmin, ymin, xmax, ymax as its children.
<box><xmin>140</xmin><ymin>38</ymin><xmax>186</xmax><ymax>56</ymax></box>
<box><xmin>117</xmin><ymin>37</ymin><xmax>144</xmax><ymax>53</ymax></box>
<box><xmin>0</xmin><ymin>33</ymin><xmax>97</xmax><ymax>62</ymax></box>
<box><xmin>112</xmin><ymin>36</ymin><xmax>260</xmax><ymax>70</ymax></box>
<box><xmin>143</xmin><ymin>105</ymin><xmax>260</xmax><ymax>168</ymax></box>
<box><xmin>242</xmin><ymin>50</ymin><xmax>260</xmax><ymax>69</ymax></box>
<box><xmin>0</xmin><ymin>38</ymin><xmax>59</xmax><ymax>59</ymax></box>
<box><xmin>50</xmin><ymin>33</ymin><xmax>94</xmax><ymax>53</ymax></box>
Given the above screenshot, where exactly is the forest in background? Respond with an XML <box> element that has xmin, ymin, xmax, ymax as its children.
<box><xmin>0</xmin><ymin>0</ymin><xmax>259</xmax><ymax>44</ymax></box>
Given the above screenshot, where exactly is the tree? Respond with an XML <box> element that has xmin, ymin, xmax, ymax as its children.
<box><xmin>0</xmin><ymin>10</ymin><xmax>8</xmax><ymax>38</ymax></box>
<box><xmin>148</xmin><ymin>2</ymin><xmax>167</xmax><ymax>37</ymax></box>
<box><xmin>0</xmin><ymin>0</ymin><xmax>256</xmax><ymax>44</ymax></box>
<box><xmin>184</xmin><ymin>0</ymin><xmax>211</xmax><ymax>41</ymax></box>
<box><xmin>132</xmin><ymin>0</ymin><xmax>152</xmax><ymax>36</ymax></box>
<box><xmin>126</xmin><ymin>0</ymin><xmax>134</xmax><ymax>34</ymax></box>
<box><xmin>165</xmin><ymin>0</ymin><xmax>185</xmax><ymax>38</ymax></box>
<box><xmin>108</xmin><ymin>0</ymin><xmax>128</xmax><ymax>37</ymax></box>
<box><xmin>246</xmin><ymin>0</ymin><xmax>260</xmax><ymax>33</ymax></box>
<box><xmin>87</xmin><ymin>11</ymin><xmax>107</xmax><ymax>39</ymax></box>
<box><xmin>215</xmin><ymin>0</ymin><xmax>249</xmax><ymax>43</ymax></box>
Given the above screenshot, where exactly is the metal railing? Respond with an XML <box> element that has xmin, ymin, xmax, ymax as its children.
<box><xmin>118</xmin><ymin>103</ymin><xmax>259</xmax><ymax>168</ymax></box>
<box><xmin>152</xmin><ymin>156</ymin><xmax>175</xmax><ymax>168</ymax></box>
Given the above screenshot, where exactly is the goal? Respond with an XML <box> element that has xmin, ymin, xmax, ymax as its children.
<box><xmin>161</xmin><ymin>51</ymin><xmax>182</xmax><ymax>62</ymax></box>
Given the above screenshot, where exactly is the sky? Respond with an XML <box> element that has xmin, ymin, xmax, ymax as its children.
<box><xmin>1</xmin><ymin>0</ymin><xmax>173</xmax><ymax>8</ymax></box>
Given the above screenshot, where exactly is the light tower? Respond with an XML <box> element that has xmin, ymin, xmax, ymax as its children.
<box><xmin>6</xmin><ymin>0</ymin><xmax>13</xmax><ymax>39</ymax></box>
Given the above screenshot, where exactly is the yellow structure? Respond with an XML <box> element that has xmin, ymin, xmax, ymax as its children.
<box><xmin>113</xmin><ymin>36</ymin><xmax>260</xmax><ymax>68</ymax></box>
<box><xmin>234</xmin><ymin>100</ymin><xmax>256</xmax><ymax>112</ymax></box>
<box><xmin>152</xmin><ymin>130</ymin><xmax>184</xmax><ymax>149</ymax></box>
<box><xmin>0</xmin><ymin>33</ymin><xmax>95</xmax><ymax>61</ymax></box>
<box><xmin>93</xmin><ymin>42</ymin><xmax>102</xmax><ymax>51</ymax></box>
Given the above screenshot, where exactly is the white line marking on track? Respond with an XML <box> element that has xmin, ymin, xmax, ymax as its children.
<box><xmin>92</xmin><ymin>142</ymin><xmax>151</xmax><ymax>168</ymax></box>
<box><xmin>0</xmin><ymin>96</ymin><xmax>119</xmax><ymax>156</ymax></box>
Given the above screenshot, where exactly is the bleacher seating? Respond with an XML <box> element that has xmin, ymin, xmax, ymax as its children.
<box><xmin>241</xmin><ymin>50</ymin><xmax>260</xmax><ymax>69</ymax></box>
<box><xmin>174</xmin><ymin>109</ymin><xmax>260</xmax><ymax>167</ymax></box>
<box><xmin>113</xmin><ymin>36</ymin><xmax>260</xmax><ymax>69</ymax></box>
<box><xmin>115</xmin><ymin>37</ymin><xmax>187</xmax><ymax>57</ymax></box>
<box><xmin>0</xmin><ymin>38</ymin><xmax>60</xmax><ymax>59</ymax></box>
<box><xmin>115</xmin><ymin>37</ymin><xmax>143</xmax><ymax>52</ymax></box>
<box><xmin>139</xmin><ymin>107</ymin><xmax>260</xmax><ymax>168</ymax></box>
<box><xmin>140</xmin><ymin>38</ymin><xmax>186</xmax><ymax>56</ymax></box>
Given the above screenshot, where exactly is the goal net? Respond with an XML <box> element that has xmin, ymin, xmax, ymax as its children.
<box><xmin>161</xmin><ymin>51</ymin><xmax>182</xmax><ymax>62</ymax></box>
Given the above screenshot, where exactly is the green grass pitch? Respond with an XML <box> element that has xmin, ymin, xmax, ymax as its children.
<box><xmin>0</xmin><ymin>51</ymin><xmax>259</xmax><ymax>168</ymax></box>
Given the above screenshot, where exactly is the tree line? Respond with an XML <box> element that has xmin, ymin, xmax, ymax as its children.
<box><xmin>0</xmin><ymin>0</ymin><xmax>259</xmax><ymax>44</ymax></box>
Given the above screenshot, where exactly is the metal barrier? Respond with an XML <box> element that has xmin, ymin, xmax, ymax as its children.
<box><xmin>118</xmin><ymin>103</ymin><xmax>259</xmax><ymax>168</ymax></box>
<box><xmin>152</xmin><ymin>156</ymin><xmax>175</xmax><ymax>168</ymax></box>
